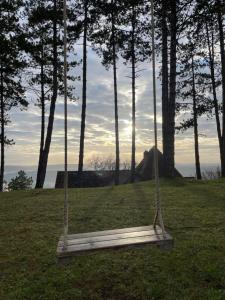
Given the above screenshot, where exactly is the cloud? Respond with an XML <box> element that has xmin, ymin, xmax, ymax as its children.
<box><xmin>5</xmin><ymin>47</ymin><xmax>221</xmax><ymax>168</ymax></box>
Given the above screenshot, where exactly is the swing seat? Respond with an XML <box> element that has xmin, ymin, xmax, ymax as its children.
<box><xmin>57</xmin><ymin>225</ymin><xmax>173</xmax><ymax>259</ymax></box>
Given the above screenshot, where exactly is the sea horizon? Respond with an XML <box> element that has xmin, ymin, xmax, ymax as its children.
<box><xmin>4</xmin><ymin>162</ymin><xmax>221</xmax><ymax>188</ymax></box>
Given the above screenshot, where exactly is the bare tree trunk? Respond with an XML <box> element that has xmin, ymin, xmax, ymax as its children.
<box><xmin>217</xmin><ymin>0</ymin><xmax>225</xmax><ymax>177</ymax></box>
<box><xmin>131</xmin><ymin>5</ymin><xmax>136</xmax><ymax>183</ymax></box>
<box><xmin>206</xmin><ymin>23</ymin><xmax>223</xmax><ymax>168</ymax></box>
<box><xmin>166</xmin><ymin>0</ymin><xmax>177</xmax><ymax>177</ymax></box>
<box><xmin>191</xmin><ymin>55</ymin><xmax>202</xmax><ymax>180</ymax></box>
<box><xmin>35</xmin><ymin>0</ymin><xmax>58</xmax><ymax>188</ymax></box>
<box><xmin>161</xmin><ymin>0</ymin><xmax>169</xmax><ymax>169</ymax></box>
<box><xmin>0</xmin><ymin>67</ymin><xmax>4</xmax><ymax>192</ymax></box>
<box><xmin>35</xmin><ymin>44</ymin><xmax>45</xmax><ymax>188</ymax></box>
<box><xmin>78</xmin><ymin>0</ymin><xmax>88</xmax><ymax>174</ymax></box>
<box><xmin>112</xmin><ymin>0</ymin><xmax>120</xmax><ymax>185</ymax></box>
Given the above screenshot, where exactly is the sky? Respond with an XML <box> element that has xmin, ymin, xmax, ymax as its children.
<box><xmin>5</xmin><ymin>44</ymin><xmax>221</xmax><ymax>170</ymax></box>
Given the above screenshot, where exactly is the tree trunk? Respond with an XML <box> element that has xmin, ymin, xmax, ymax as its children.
<box><xmin>217</xmin><ymin>0</ymin><xmax>225</xmax><ymax>177</ymax></box>
<box><xmin>131</xmin><ymin>5</ymin><xmax>136</xmax><ymax>183</ymax></box>
<box><xmin>111</xmin><ymin>0</ymin><xmax>120</xmax><ymax>185</ymax></box>
<box><xmin>191</xmin><ymin>55</ymin><xmax>202</xmax><ymax>180</ymax></box>
<box><xmin>161</xmin><ymin>0</ymin><xmax>169</xmax><ymax>172</ymax></box>
<box><xmin>165</xmin><ymin>0</ymin><xmax>177</xmax><ymax>177</ymax></box>
<box><xmin>0</xmin><ymin>67</ymin><xmax>4</xmax><ymax>192</ymax></box>
<box><xmin>35</xmin><ymin>0</ymin><xmax>58</xmax><ymax>188</ymax></box>
<box><xmin>206</xmin><ymin>23</ymin><xmax>223</xmax><ymax>168</ymax></box>
<box><xmin>35</xmin><ymin>44</ymin><xmax>45</xmax><ymax>188</ymax></box>
<box><xmin>78</xmin><ymin>0</ymin><xmax>88</xmax><ymax>174</ymax></box>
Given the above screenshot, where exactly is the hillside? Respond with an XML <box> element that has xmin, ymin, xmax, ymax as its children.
<box><xmin>1</xmin><ymin>179</ymin><xmax>225</xmax><ymax>299</ymax></box>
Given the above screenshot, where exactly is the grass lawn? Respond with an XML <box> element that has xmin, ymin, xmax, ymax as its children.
<box><xmin>1</xmin><ymin>179</ymin><xmax>225</xmax><ymax>300</ymax></box>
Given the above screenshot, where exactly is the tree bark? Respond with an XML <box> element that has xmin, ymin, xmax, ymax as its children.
<box><xmin>191</xmin><ymin>55</ymin><xmax>202</xmax><ymax>180</ymax></box>
<box><xmin>111</xmin><ymin>0</ymin><xmax>120</xmax><ymax>185</ymax></box>
<box><xmin>165</xmin><ymin>0</ymin><xmax>177</xmax><ymax>177</ymax></box>
<box><xmin>161</xmin><ymin>0</ymin><xmax>169</xmax><ymax>171</ymax></box>
<box><xmin>131</xmin><ymin>4</ymin><xmax>136</xmax><ymax>183</ymax></box>
<box><xmin>0</xmin><ymin>67</ymin><xmax>4</xmax><ymax>192</ymax></box>
<box><xmin>35</xmin><ymin>0</ymin><xmax>58</xmax><ymax>188</ymax></box>
<box><xmin>78</xmin><ymin>0</ymin><xmax>88</xmax><ymax>174</ymax></box>
<box><xmin>217</xmin><ymin>0</ymin><xmax>225</xmax><ymax>177</ymax></box>
<box><xmin>35</xmin><ymin>44</ymin><xmax>45</xmax><ymax>188</ymax></box>
<box><xmin>206</xmin><ymin>23</ymin><xmax>223</xmax><ymax>168</ymax></box>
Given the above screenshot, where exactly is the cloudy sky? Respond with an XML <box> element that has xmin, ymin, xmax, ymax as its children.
<box><xmin>6</xmin><ymin>44</ymin><xmax>221</xmax><ymax>170</ymax></box>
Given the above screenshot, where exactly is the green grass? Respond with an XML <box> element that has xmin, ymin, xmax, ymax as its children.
<box><xmin>1</xmin><ymin>179</ymin><xmax>225</xmax><ymax>300</ymax></box>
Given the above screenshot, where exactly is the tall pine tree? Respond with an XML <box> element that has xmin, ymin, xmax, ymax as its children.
<box><xmin>0</xmin><ymin>0</ymin><xmax>28</xmax><ymax>192</ymax></box>
<box><xmin>120</xmin><ymin>0</ymin><xmax>150</xmax><ymax>182</ymax></box>
<box><xmin>90</xmin><ymin>0</ymin><xmax>125</xmax><ymax>185</ymax></box>
<box><xmin>25</xmin><ymin>0</ymin><xmax>78</xmax><ymax>188</ymax></box>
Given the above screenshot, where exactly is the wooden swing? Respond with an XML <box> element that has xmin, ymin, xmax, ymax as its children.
<box><xmin>57</xmin><ymin>0</ymin><xmax>173</xmax><ymax>261</ymax></box>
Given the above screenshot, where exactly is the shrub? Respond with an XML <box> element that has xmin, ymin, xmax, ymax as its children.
<box><xmin>8</xmin><ymin>170</ymin><xmax>33</xmax><ymax>191</ymax></box>
<box><xmin>3</xmin><ymin>180</ymin><xmax>8</xmax><ymax>192</ymax></box>
<box><xmin>89</xmin><ymin>156</ymin><xmax>131</xmax><ymax>171</ymax></box>
<box><xmin>202</xmin><ymin>167</ymin><xmax>221</xmax><ymax>180</ymax></box>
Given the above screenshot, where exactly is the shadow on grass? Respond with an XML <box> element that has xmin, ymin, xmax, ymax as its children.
<box><xmin>69</xmin><ymin>186</ymin><xmax>116</xmax><ymax>233</ymax></box>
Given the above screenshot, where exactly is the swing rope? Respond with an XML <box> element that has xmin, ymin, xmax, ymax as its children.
<box><xmin>63</xmin><ymin>0</ymin><xmax>69</xmax><ymax>250</ymax></box>
<box><xmin>150</xmin><ymin>0</ymin><xmax>165</xmax><ymax>236</ymax></box>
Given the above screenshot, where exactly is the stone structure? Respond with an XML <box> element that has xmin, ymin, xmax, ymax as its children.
<box><xmin>55</xmin><ymin>147</ymin><xmax>182</xmax><ymax>188</ymax></box>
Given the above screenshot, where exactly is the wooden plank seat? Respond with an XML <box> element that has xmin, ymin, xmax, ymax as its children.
<box><xmin>57</xmin><ymin>225</ymin><xmax>173</xmax><ymax>260</ymax></box>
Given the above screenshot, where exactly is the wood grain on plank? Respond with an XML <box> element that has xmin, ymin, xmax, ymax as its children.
<box><xmin>58</xmin><ymin>228</ymin><xmax>163</xmax><ymax>247</ymax></box>
<box><xmin>57</xmin><ymin>226</ymin><xmax>173</xmax><ymax>257</ymax></box>
<box><xmin>57</xmin><ymin>234</ymin><xmax>172</xmax><ymax>256</ymax></box>
<box><xmin>60</xmin><ymin>225</ymin><xmax>160</xmax><ymax>240</ymax></box>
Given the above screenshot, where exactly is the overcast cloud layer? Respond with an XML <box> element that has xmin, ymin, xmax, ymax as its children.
<box><xmin>6</xmin><ymin>45</ymin><xmax>221</xmax><ymax>169</ymax></box>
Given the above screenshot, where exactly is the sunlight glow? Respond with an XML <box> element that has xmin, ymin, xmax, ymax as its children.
<box><xmin>123</xmin><ymin>124</ymin><xmax>132</xmax><ymax>137</ymax></box>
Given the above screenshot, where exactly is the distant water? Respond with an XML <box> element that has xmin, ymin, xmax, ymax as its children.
<box><xmin>4</xmin><ymin>163</ymin><xmax>220</xmax><ymax>188</ymax></box>
<box><xmin>4</xmin><ymin>164</ymin><xmax>78</xmax><ymax>189</ymax></box>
